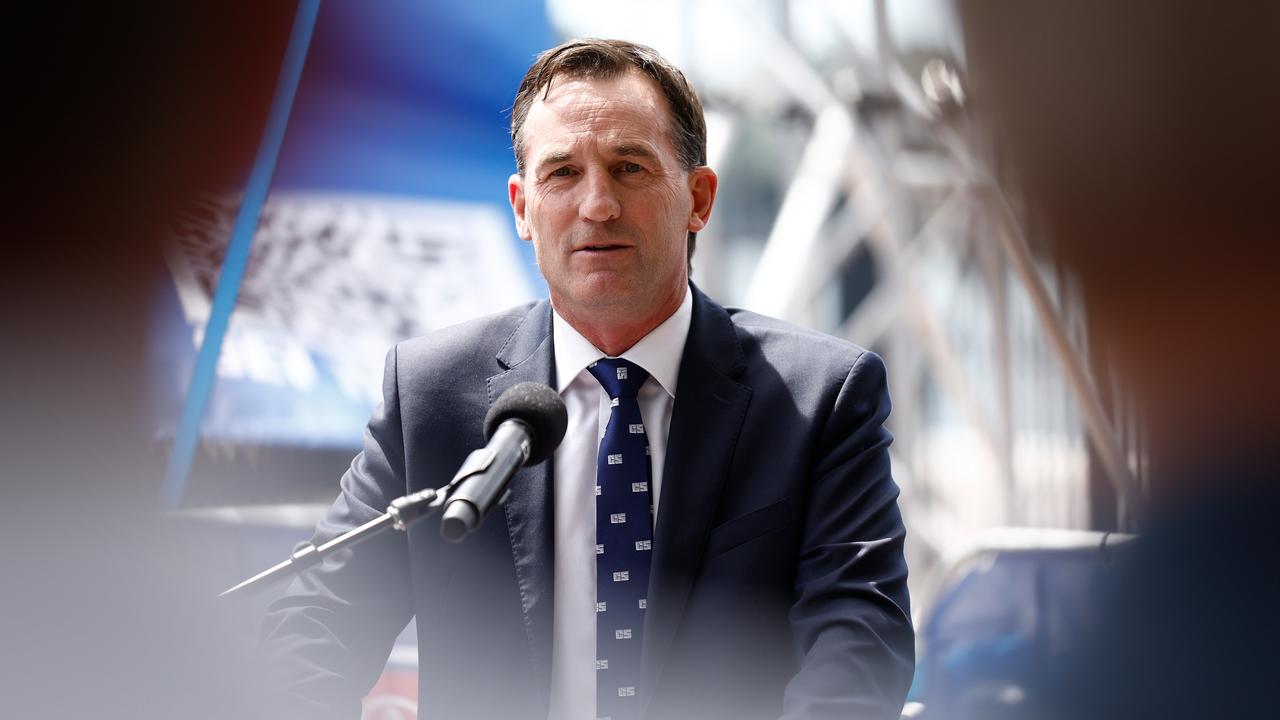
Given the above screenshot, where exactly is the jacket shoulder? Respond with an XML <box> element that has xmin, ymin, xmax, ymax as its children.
<box><xmin>399</xmin><ymin>301</ymin><xmax>539</xmax><ymax>352</ymax></box>
<box><xmin>724</xmin><ymin>306</ymin><xmax>872</xmax><ymax>365</ymax></box>
<box><xmin>394</xmin><ymin>301</ymin><xmax>542</xmax><ymax>378</ymax></box>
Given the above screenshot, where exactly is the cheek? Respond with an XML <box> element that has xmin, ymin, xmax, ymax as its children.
<box><xmin>653</xmin><ymin>181</ymin><xmax>691</xmax><ymax>223</ymax></box>
<box><xmin>529</xmin><ymin>190</ymin><xmax>574</xmax><ymax>231</ymax></box>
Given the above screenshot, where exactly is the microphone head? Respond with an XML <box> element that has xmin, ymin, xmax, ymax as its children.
<box><xmin>484</xmin><ymin>382</ymin><xmax>568</xmax><ymax>465</ymax></box>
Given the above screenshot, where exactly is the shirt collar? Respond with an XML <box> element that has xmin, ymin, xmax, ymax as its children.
<box><xmin>552</xmin><ymin>286</ymin><xmax>693</xmax><ymax>399</ymax></box>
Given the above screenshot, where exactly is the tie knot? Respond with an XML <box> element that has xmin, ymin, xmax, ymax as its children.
<box><xmin>588</xmin><ymin>358</ymin><xmax>649</xmax><ymax>399</ymax></box>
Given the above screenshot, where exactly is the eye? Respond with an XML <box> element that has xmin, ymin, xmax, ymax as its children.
<box><xmin>550</xmin><ymin>166</ymin><xmax>575</xmax><ymax>177</ymax></box>
<box><xmin>618</xmin><ymin>162</ymin><xmax>644</xmax><ymax>174</ymax></box>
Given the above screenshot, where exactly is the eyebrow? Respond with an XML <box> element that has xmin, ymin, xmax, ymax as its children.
<box><xmin>613</xmin><ymin>144</ymin><xmax>656</xmax><ymax>159</ymax></box>
<box><xmin>534</xmin><ymin>144</ymin><xmax>659</xmax><ymax>174</ymax></box>
<box><xmin>536</xmin><ymin>151</ymin><xmax>573</xmax><ymax>171</ymax></box>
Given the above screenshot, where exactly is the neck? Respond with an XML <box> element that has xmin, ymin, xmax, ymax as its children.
<box><xmin>556</xmin><ymin>285</ymin><xmax>686</xmax><ymax>357</ymax></box>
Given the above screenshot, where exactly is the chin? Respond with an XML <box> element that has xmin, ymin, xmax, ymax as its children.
<box><xmin>576</xmin><ymin>288</ymin><xmax>638</xmax><ymax>312</ymax></box>
<box><xmin>570</xmin><ymin>273</ymin><xmax>638</xmax><ymax>301</ymax></box>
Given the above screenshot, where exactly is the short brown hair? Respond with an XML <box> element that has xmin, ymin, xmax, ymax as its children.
<box><xmin>510</xmin><ymin>38</ymin><xmax>708</xmax><ymax>260</ymax></box>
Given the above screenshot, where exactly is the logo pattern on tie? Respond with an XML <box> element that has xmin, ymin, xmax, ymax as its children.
<box><xmin>588</xmin><ymin>358</ymin><xmax>653</xmax><ymax>720</ymax></box>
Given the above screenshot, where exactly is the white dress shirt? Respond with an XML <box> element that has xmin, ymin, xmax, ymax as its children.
<box><xmin>546</xmin><ymin>288</ymin><xmax>693</xmax><ymax>720</ymax></box>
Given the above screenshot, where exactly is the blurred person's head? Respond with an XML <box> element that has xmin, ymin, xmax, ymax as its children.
<box><xmin>961</xmin><ymin>14</ymin><xmax>1280</xmax><ymax>718</ymax></box>
<box><xmin>4</xmin><ymin>4</ymin><xmax>294</xmax><ymax>717</ymax></box>
<box><xmin>506</xmin><ymin>38</ymin><xmax>717</xmax><ymax>355</ymax></box>
<box><xmin>960</xmin><ymin>1</ymin><xmax>1280</xmax><ymax>489</ymax></box>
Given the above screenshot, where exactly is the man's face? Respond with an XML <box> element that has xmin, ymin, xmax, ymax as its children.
<box><xmin>509</xmin><ymin>71</ymin><xmax>715</xmax><ymax>339</ymax></box>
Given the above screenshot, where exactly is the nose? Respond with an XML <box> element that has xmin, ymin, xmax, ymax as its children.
<box><xmin>578</xmin><ymin>168</ymin><xmax>621</xmax><ymax>223</ymax></box>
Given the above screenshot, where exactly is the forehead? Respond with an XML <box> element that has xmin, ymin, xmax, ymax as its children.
<box><xmin>522</xmin><ymin>71</ymin><xmax>675</xmax><ymax>158</ymax></box>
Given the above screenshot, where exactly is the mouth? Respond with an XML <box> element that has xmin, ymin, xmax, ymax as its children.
<box><xmin>574</xmin><ymin>243</ymin><xmax>631</xmax><ymax>253</ymax></box>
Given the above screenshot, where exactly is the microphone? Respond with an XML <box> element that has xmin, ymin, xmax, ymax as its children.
<box><xmin>218</xmin><ymin>384</ymin><xmax>565</xmax><ymax>598</ymax></box>
<box><xmin>440</xmin><ymin>382</ymin><xmax>567</xmax><ymax>542</ymax></box>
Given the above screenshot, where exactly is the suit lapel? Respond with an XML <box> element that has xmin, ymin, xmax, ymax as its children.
<box><xmin>487</xmin><ymin>300</ymin><xmax>556</xmax><ymax>708</ymax></box>
<box><xmin>641</xmin><ymin>286</ymin><xmax>752</xmax><ymax>708</ymax></box>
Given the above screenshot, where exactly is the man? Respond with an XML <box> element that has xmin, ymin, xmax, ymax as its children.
<box><xmin>263</xmin><ymin>39</ymin><xmax>913</xmax><ymax>720</ymax></box>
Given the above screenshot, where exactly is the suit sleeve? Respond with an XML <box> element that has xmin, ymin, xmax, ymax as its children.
<box><xmin>782</xmin><ymin>349</ymin><xmax>915</xmax><ymax>719</ymax></box>
<box><xmin>259</xmin><ymin>345</ymin><xmax>415</xmax><ymax>719</ymax></box>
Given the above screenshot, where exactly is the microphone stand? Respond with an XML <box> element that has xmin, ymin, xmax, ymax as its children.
<box><xmin>218</xmin><ymin>446</ymin><xmax>500</xmax><ymax>598</ymax></box>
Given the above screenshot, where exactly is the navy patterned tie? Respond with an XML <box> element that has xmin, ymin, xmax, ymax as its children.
<box><xmin>588</xmin><ymin>358</ymin><xmax>653</xmax><ymax>720</ymax></box>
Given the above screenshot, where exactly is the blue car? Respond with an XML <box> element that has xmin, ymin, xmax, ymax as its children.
<box><xmin>903</xmin><ymin>528</ymin><xmax>1135</xmax><ymax>720</ymax></box>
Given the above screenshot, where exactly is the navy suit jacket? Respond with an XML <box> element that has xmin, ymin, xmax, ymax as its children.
<box><xmin>262</xmin><ymin>286</ymin><xmax>913</xmax><ymax>719</ymax></box>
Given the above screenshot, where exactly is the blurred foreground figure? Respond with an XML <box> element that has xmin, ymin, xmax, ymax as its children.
<box><xmin>1</xmin><ymin>4</ymin><xmax>295</xmax><ymax>717</ymax></box>
<box><xmin>960</xmin><ymin>2</ymin><xmax>1280</xmax><ymax>717</ymax></box>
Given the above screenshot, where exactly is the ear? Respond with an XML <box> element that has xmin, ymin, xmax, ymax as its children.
<box><xmin>686</xmin><ymin>166</ymin><xmax>718</xmax><ymax>233</ymax></box>
<box><xmin>508</xmin><ymin>173</ymin><xmax>532</xmax><ymax>240</ymax></box>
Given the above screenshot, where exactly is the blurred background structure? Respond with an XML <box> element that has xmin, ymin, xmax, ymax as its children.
<box><xmin>11</xmin><ymin>1</ymin><xmax>1274</xmax><ymax>718</ymax></box>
